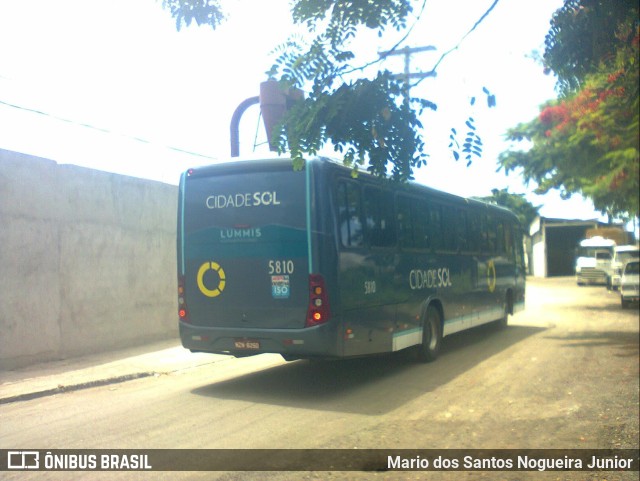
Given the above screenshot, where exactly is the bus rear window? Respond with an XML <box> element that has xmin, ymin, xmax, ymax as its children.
<box><xmin>183</xmin><ymin>169</ymin><xmax>306</xmax><ymax>242</ymax></box>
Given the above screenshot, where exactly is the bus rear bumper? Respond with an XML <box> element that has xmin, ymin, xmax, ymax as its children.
<box><xmin>179</xmin><ymin>321</ymin><xmax>341</xmax><ymax>359</ymax></box>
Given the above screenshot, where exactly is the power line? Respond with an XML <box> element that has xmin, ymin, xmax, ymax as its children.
<box><xmin>0</xmin><ymin>98</ymin><xmax>216</xmax><ymax>160</ymax></box>
<box><xmin>425</xmin><ymin>0</ymin><xmax>501</xmax><ymax>85</ymax></box>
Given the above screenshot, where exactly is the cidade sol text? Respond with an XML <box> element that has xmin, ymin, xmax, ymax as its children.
<box><xmin>206</xmin><ymin>191</ymin><xmax>280</xmax><ymax>209</ymax></box>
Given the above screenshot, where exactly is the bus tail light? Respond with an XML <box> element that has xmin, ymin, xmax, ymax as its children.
<box><xmin>178</xmin><ymin>275</ymin><xmax>190</xmax><ymax>323</ymax></box>
<box><xmin>306</xmin><ymin>274</ymin><xmax>331</xmax><ymax>327</ymax></box>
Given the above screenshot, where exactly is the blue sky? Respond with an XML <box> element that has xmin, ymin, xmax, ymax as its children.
<box><xmin>0</xmin><ymin>0</ymin><xmax>609</xmax><ymax>221</ymax></box>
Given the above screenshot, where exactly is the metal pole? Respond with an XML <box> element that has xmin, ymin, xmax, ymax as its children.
<box><xmin>378</xmin><ymin>45</ymin><xmax>437</xmax><ymax>99</ymax></box>
<box><xmin>230</xmin><ymin>96</ymin><xmax>259</xmax><ymax>157</ymax></box>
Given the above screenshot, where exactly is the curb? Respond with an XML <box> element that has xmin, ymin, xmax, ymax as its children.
<box><xmin>0</xmin><ymin>371</ymin><xmax>155</xmax><ymax>405</ymax></box>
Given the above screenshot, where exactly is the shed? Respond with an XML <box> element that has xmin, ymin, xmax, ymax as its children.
<box><xmin>528</xmin><ymin>217</ymin><xmax>604</xmax><ymax>277</ymax></box>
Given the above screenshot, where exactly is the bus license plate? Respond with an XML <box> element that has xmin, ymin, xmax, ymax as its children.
<box><xmin>234</xmin><ymin>339</ymin><xmax>260</xmax><ymax>350</ymax></box>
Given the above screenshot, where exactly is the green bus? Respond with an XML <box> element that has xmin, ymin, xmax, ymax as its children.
<box><xmin>177</xmin><ymin>157</ymin><xmax>525</xmax><ymax>362</ymax></box>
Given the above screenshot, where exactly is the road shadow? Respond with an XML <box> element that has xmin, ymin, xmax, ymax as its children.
<box><xmin>544</xmin><ymin>330</ymin><xmax>639</xmax><ymax>358</ymax></box>
<box><xmin>191</xmin><ymin>322</ymin><xmax>544</xmax><ymax>415</ymax></box>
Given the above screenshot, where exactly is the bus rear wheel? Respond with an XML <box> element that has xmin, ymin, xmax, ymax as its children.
<box><xmin>416</xmin><ymin>306</ymin><xmax>442</xmax><ymax>363</ymax></box>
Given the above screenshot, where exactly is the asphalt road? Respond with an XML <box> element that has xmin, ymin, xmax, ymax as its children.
<box><xmin>1</xmin><ymin>277</ymin><xmax>638</xmax><ymax>480</ymax></box>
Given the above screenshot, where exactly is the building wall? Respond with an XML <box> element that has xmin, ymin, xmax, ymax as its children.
<box><xmin>531</xmin><ymin>232</ymin><xmax>547</xmax><ymax>278</ymax></box>
<box><xmin>0</xmin><ymin>149</ymin><xmax>179</xmax><ymax>369</ymax></box>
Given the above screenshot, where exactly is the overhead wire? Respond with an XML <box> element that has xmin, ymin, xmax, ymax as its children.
<box><xmin>0</xmin><ymin>97</ymin><xmax>216</xmax><ymax>160</ymax></box>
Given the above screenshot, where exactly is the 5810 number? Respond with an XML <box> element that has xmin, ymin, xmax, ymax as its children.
<box><xmin>364</xmin><ymin>280</ymin><xmax>377</xmax><ymax>295</ymax></box>
<box><xmin>268</xmin><ymin>260</ymin><xmax>295</xmax><ymax>275</ymax></box>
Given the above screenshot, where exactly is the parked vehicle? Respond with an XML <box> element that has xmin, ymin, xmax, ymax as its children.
<box><xmin>620</xmin><ymin>260</ymin><xmax>639</xmax><ymax>309</ymax></box>
<box><xmin>575</xmin><ymin>237</ymin><xmax>616</xmax><ymax>286</ymax></box>
<box><xmin>608</xmin><ymin>245</ymin><xmax>640</xmax><ymax>290</ymax></box>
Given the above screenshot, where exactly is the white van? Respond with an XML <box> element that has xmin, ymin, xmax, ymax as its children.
<box><xmin>620</xmin><ymin>260</ymin><xmax>639</xmax><ymax>308</ymax></box>
<box><xmin>575</xmin><ymin>237</ymin><xmax>616</xmax><ymax>285</ymax></box>
<box><xmin>609</xmin><ymin>245</ymin><xmax>640</xmax><ymax>290</ymax></box>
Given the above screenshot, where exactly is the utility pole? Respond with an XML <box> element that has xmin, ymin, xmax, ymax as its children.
<box><xmin>379</xmin><ymin>45</ymin><xmax>437</xmax><ymax>100</ymax></box>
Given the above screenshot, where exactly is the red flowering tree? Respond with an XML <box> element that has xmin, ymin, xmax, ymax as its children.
<box><xmin>499</xmin><ymin>1</ymin><xmax>638</xmax><ymax>219</ymax></box>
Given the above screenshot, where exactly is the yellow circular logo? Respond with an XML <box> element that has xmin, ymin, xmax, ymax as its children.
<box><xmin>487</xmin><ymin>260</ymin><xmax>496</xmax><ymax>293</ymax></box>
<box><xmin>197</xmin><ymin>261</ymin><xmax>226</xmax><ymax>297</ymax></box>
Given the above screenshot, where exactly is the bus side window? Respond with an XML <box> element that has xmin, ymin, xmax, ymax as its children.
<box><xmin>481</xmin><ymin>215</ymin><xmax>497</xmax><ymax>254</ymax></box>
<box><xmin>504</xmin><ymin>222</ymin><xmax>515</xmax><ymax>260</ymax></box>
<box><xmin>397</xmin><ymin>196</ymin><xmax>429</xmax><ymax>250</ymax></box>
<box><xmin>496</xmin><ymin>222</ymin><xmax>505</xmax><ymax>255</ymax></box>
<box><xmin>467</xmin><ymin>212</ymin><xmax>481</xmax><ymax>253</ymax></box>
<box><xmin>456</xmin><ymin>209</ymin><xmax>469</xmax><ymax>252</ymax></box>
<box><xmin>336</xmin><ymin>181</ymin><xmax>364</xmax><ymax>248</ymax></box>
<box><xmin>364</xmin><ymin>187</ymin><xmax>396</xmax><ymax>248</ymax></box>
<box><xmin>397</xmin><ymin>195</ymin><xmax>414</xmax><ymax>249</ymax></box>
<box><xmin>515</xmin><ymin>227</ymin><xmax>525</xmax><ymax>267</ymax></box>
<box><xmin>414</xmin><ymin>200</ymin><xmax>430</xmax><ymax>250</ymax></box>
<box><xmin>441</xmin><ymin>206</ymin><xmax>457</xmax><ymax>252</ymax></box>
<box><xmin>429</xmin><ymin>204</ymin><xmax>443</xmax><ymax>251</ymax></box>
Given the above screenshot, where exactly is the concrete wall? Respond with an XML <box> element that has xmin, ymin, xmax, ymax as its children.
<box><xmin>0</xmin><ymin>149</ymin><xmax>179</xmax><ymax>369</ymax></box>
<box><xmin>531</xmin><ymin>234</ymin><xmax>547</xmax><ymax>278</ymax></box>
